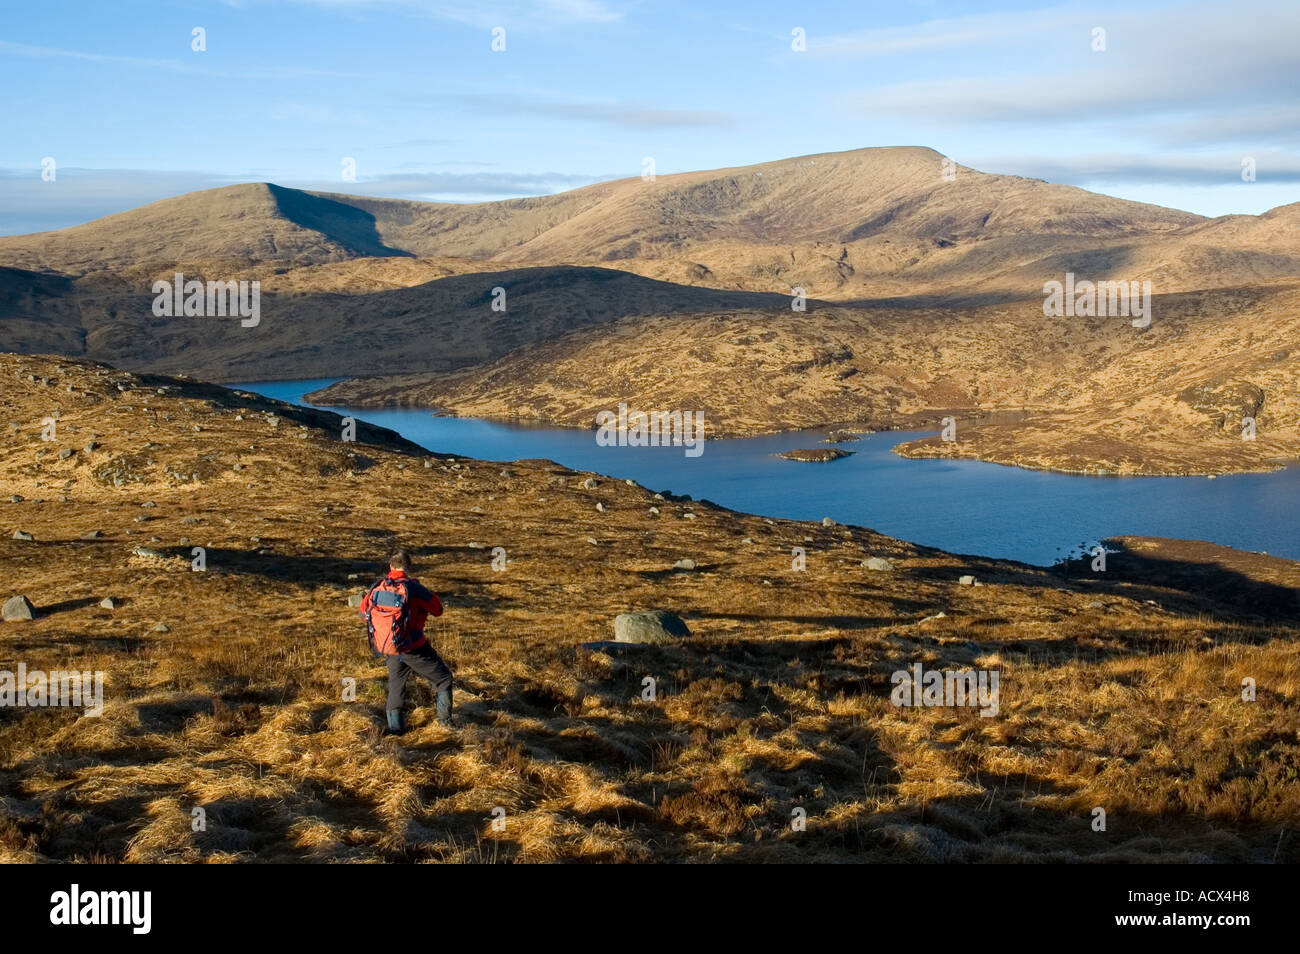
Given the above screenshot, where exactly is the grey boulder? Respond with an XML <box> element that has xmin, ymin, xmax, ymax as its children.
<box><xmin>614</xmin><ymin>610</ymin><xmax>691</xmax><ymax>645</ymax></box>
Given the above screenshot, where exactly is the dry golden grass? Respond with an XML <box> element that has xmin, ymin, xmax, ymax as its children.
<box><xmin>1</xmin><ymin>354</ymin><xmax>1297</xmax><ymax>863</ymax></box>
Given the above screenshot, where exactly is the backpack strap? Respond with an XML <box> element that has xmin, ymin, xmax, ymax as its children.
<box><xmin>363</xmin><ymin>578</ymin><xmax>387</xmax><ymax>657</ymax></box>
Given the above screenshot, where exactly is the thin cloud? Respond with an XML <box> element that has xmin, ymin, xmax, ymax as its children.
<box><xmin>0</xmin><ymin>166</ymin><xmax>617</xmax><ymax>235</ymax></box>
<box><xmin>225</xmin><ymin>0</ymin><xmax>626</xmax><ymax>28</ymax></box>
<box><xmin>0</xmin><ymin>39</ymin><xmax>367</xmax><ymax>81</ymax></box>
<box><xmin>457</xmin><ymin>93</ymin><xmax>736</xmax><ymax>130</ymax></box>
<box><xmin>970</xmin><ymin>153</ymin><xmax>1300</xmax><ymax>187</ymax></box>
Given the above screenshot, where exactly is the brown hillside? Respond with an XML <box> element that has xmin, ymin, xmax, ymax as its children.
<box><xmin>1</xmin><ymin>354</ymin><xmax>1297</xmax><ymax>862</ymax></box>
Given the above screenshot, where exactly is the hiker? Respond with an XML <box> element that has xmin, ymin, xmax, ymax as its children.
<box><xmin>358</xmin><ymin>550</ymin><xmax>453</xmax><ymax>733</ymax></box>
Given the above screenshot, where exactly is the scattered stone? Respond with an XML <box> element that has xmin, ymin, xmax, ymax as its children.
<box><xmin>595</xmin><ymin>502</ymin><xmax>606</xmax><ymax>512</ymax></box>
<box><xmin>12</xmin><ymin>530</ymin><xmax>33</xmax><ymax>541</ymax></box>
<box><xmin>468</xmin><ymin>542</ymin><xmax>485</xmax><ymax>549</ymax></box>
<box><xmin>9</xmin><ymin>495</ymin><xmax>21</xmax><ymax>503</ymax></box>
<box><xmin>82</xmin><ymin>530</ymin><xmax>103</xmax><ymax>539</ymax></box>
<box><xmin>58</xmin><ymin>448</ymin><xmax>74</xmax><ymax>460</ymax></box>
<box><xmin>613</xmin><ymin>610</ymin><xmax>692</xmax><ymax>645</ymax></box>
<box><xmin>581</xmin><ymin>477</ymin><xmax>599</xmax><ymax>489</ymax></box>
<box><xmin>152</xmin><ymin>622</ymin><xmax>171</xmax><ymax>633</ymax></box>
<box><xmin>683</xmin><ymin>512</ymin><xmax>697</xmax><ymax>520</ymax></box>
<box><xmin>586</xmin><ymin>537</ymin><xmax>599</xmax><ymax>546</ymax></box>
<box><xmin>2</xmin><ymin>595</ymin><xmax>36</xmax><ymax>622</ymax></box>
<box><xmin>742</xmin><ymin>537</ymin><xmax>754</xmax><ymax>544</ymax></box>
<box><xmin>920</xmin><ymin>611</ymin><xmax>948</xmax><ymax>623</ymax></box>
<box><xmin>673</xmin><ymin>558</ymin><xmax>697</xmax><ymax>571</ymax></box>
<box><xmin>822</xmin><ymin>517</ymin><xmax>836</xmax><ymax>527</ymax></box>
<box><xmin>99</xmin><ymin>597</ymin><xmax>117</xmax><ymax>609</ymax></box>
<box><xmin>83</xmin><ymin>442</ymin><xmax>97</xmax><ymax>453</ymax></box>
<box><xmin>959</xmin><ymin>575</ymin><xmax>976</xmax><ymax>586</ymax></box>
<box><xmin>141</xmin><ymin>501</ymin><xmax>156</xmax><ymax>508</ymax></box>
<box><xmin>863</xmin><ymin>557</ymin><xmax>894</xmax><ymax>571</ymax></box>
<box><xmin>181</xmin><ymin>517</ymin><xmax>200</xmax><ymax>525</ymax></box>
<box><xmin>131</xmin><ymin>546</ymin><xmax>165</xmax><ymax>559</ymax></box>
<box><xmin>346</xmin><ymin>592</ymin><xmax>365</xmax><ymax>608</ymax></box>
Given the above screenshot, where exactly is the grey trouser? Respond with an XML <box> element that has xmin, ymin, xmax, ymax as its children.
<box><xmin>386</xmin><ymin>642</ymin><xmax>453</xmax><ymax>710</ymax></box>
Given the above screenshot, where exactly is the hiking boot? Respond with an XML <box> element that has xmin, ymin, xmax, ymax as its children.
<box><xmin>436</xmin><ymin>689</ymin><xmax>453</xmax><ymax>726</ymax></box>
<box><xmin>386</xmin><ymin>708</ymin><xmax>406</xmax><ymax>734</ymax></box>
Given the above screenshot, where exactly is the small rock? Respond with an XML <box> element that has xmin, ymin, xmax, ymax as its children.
<box><xmin>822</xmin><ymin>517</ymin><xmax>836</xmax><ymax>527</ymax></box>
<box><xmin>863</xmin><ymin>557</ymin><xmax>894</xmax><ymax>571</ymax></box>
<box><xmin>131</xmin><ymin>546</ymin><xmax>165</xmax><ymax>559</ymax></box>
<box><xmin>152</xmin><ymin>622</ymin><xmax>171</xmax><ymax>633</ymax></box>
<box><xmin>83</xmin><ymin>441</ymin><xmax>97</xmax><ymax>453</ymax></box>
<box><xmin>9</xmin><ymin>495</ymin><xmax>22</xmax><ymax>503</ymax></box>
<box><xmin>648</xmin><ymin>506</ymin><xmax>660</xmax><ymax>515</ymax></box>
<box><xmin>99</xmin><ymin>597</ymin><xmax>117</xmax><ymax>610</ymax></box>
<box><xmin>82</xmin><ymin>530</ymin><xmax>103</xmax><ymax>539</ymax></box>
<box><xmin>673</xmin><ymin>558</ymin><xmax>697</xmax><ymax>571</ymax></box>
<box><xmin>586</xmin><ymin>537</ymin><xmax>599</xmax><ymax>546</ymax></box>
<box><xmin>12</xmin><ymin>530</ymin><xmax>34</xmax><ymax>541</ymax></box>
<box><xmin>346</xmin><ymin>592</ymin><xmax>365</xmax><ymax>608</ymax></box>
<box><xmin>581</xmin><ymin>477</ymin><xmax>599</xmax><ymax>489</ymax></box>
<box><xmin>683</xmin><ymin>512</ymin><xmax>697</xmax><ymax>520</ymax></box>
<box><xmin>595</xmin><ymin>502</ymin><xmax>606</xmax><ymax>512</ymax></box>
<box><xmin>468</xmin><ymin>542</ymin><xmax>485</xmax><ymax>549</ymax></box>
<box><xmin>959</xmin><ymin>575</ymin><xmax>976</xmax><ymax>586</ymax></box>
<box><xmin>2</xmin><ymin>595</ymin><xmax>36</xmax><ymax>621</ymax></box>
<box><xmin>920</xmin><ymin>611</ymin><xmax>948</xmax><ymax>623</ymax></box>
<box><xmin>742</xmin><ymin>537</ymin><xmax>754</xmax><ymax>545</ymax></box>
<box><xmin>58</xmin><ymin>448</ymin><xmax>74</xmax><ymax>460</ymax></box>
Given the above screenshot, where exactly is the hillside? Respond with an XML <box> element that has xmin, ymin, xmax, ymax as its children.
<box><xmin>2</xmin><ymin>146</ymin><xmax>1298</xmax><ymax>475</ymax></box>
<box><xmin>2</xmin><ymin>354</ymin><xmax>1297</xmax><ymax>862</ymax></box>
<box><xmin>315</xmin><ymin>279</ymin><xmax>1300</xmax><ymax>476</ymax></box>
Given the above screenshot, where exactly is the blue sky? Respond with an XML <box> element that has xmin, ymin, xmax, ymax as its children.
<box><xmin>2</xmin><ymin>0</ymin><xmax>1297</xmax><ymax>234</ymax></box>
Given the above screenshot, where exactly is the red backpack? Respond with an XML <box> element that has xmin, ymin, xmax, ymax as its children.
<box><xmin>364</xmin><ymin>577</ymin><xmax>421</xmax><ymax>656</ymax></box>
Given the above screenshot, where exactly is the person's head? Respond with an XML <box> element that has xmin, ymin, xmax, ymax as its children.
<box><xmin>389</xmin><ymin>549</ymin><xmax>413</xmax><ymax>573</ymax></box>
